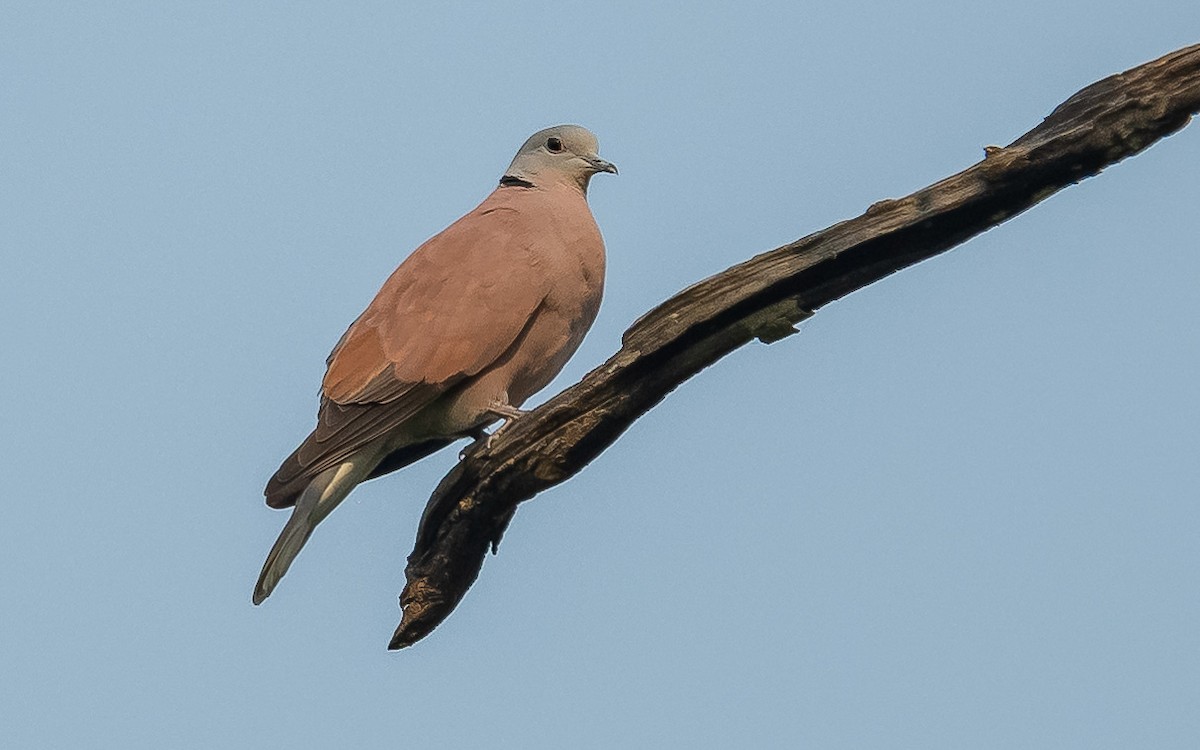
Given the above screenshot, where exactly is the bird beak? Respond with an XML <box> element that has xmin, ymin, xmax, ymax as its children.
<box><xmin>589</xmin><ymin>157</ymin><xmax>618</xmax><ymax>175</ymax></box>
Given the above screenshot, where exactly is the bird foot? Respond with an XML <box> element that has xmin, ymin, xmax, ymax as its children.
<box><xmin>486</xmin><ymin>402</ymin><xmax>527</xmax><ymax>424</ymax></box>
<box><xmin>457</xmin><ymin>403</ymin><xmax>527</xmax><ymax>459</ymax></box>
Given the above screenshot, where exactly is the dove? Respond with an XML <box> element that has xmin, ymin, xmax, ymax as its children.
<box><xmin>253</xmin><ymin>125</ymin><xmax>616</xmax><ymax>605</ymax></box>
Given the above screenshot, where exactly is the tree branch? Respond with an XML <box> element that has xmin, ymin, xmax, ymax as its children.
<box><xmin>389</xmin><ymin>43</ymin><xmax>1200</xmax><ymax>650</ymax></box>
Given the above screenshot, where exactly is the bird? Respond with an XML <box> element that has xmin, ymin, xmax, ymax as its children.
<box><xmin>253</xmin><ymin>125</ymin><xmax>617</xmax><ymax>605</ymax></box>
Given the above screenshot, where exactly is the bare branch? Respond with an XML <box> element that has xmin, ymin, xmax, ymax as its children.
<box><xmin>390</xmin><ymin>43</ymin><xmax>1200</xmax><ymax>650</ymax></box>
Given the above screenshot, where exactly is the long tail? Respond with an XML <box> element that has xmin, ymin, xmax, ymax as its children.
<box><xmin>253</xmin><ymin>455</ymin><xmax>376</xmax><ymax>604</ymax></box>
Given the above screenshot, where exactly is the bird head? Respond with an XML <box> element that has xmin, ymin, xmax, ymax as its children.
<box><xmin>502</xmin><ymin>125</ymin><xmax>617</xmax><ymax>194</ymax></box>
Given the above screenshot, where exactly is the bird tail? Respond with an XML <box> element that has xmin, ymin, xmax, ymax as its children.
<box><xmin>253</xmin><ymin>455</ymin><xmax>375</xmax><ymax>605</ymax></box>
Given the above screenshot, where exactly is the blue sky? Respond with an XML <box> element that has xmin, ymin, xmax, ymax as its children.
<box><xmin>2</xmin><ymin>2</ymin><xmax>1198</xmax><ymax>748</ymax></box>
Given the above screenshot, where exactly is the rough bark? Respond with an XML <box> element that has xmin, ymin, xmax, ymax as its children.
<box><xmin>389</xmin><ymin>43</ymin><xmax>1200</xmax><ymax>650</ymax></box>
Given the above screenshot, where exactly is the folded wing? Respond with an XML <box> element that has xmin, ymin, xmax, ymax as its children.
<box><xmin>265</xmin><ymin>202</ymin><xmax>548</xmax><ymax>508</ymax></box>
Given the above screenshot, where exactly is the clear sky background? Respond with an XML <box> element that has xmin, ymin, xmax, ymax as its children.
<box><xmin>3</xmin><ymin>3</ymin><xmax>1198</xmax><ymax>748</ymax></box>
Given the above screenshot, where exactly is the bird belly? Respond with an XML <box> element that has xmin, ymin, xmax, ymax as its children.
<box><xmin>436</xmin><ymin>291</ymin><xmax>598</xmax><ymax>433</ymax></box>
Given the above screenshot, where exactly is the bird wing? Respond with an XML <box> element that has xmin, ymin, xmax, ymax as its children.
<box><xmin>265</xmin><ymin>199</ymin><xmax>549</xmax><ymax>507</ymax></box>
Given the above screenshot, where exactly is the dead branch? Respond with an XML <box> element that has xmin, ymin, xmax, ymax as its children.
<box><xmin>390</xmin><ymin>43</ymin><xmax>1200</xmax><ymax>650</ymax></box>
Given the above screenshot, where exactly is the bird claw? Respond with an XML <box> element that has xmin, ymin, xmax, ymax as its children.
<box><xmin>458</xmin><ymin>437</ymin><xmax>486</xmax><ymax>461</ymax></box>
<box><xmin>458</xmin><ymin>433</ymin><xmax>500</xmax><ymax>461</ymax></box>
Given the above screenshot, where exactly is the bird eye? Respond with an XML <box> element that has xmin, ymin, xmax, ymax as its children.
<box><xmin>545</xmin><ymin>137</ymin><xmax>564</xmax><ymax>153</ymax></box>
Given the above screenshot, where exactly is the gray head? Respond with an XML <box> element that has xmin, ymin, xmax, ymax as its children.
<box><xmin>502</xmin><ymin>125</ymin><xmax>617</xmax><ymax>194</ymax></box>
